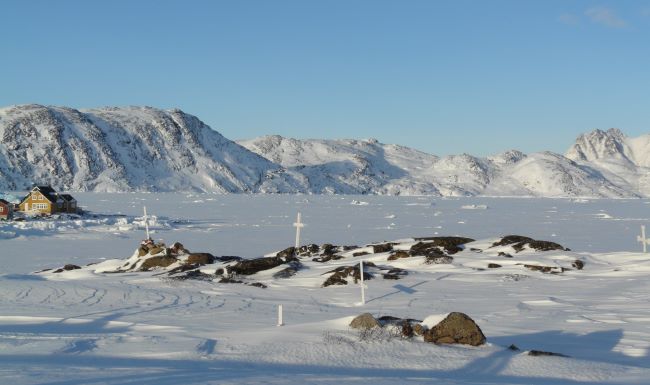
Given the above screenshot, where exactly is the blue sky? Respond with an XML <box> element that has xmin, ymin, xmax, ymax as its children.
<box><xmin>2</xmin><ymin>0</ymin><xmax>649</xmax><ymax>156</ymax></box>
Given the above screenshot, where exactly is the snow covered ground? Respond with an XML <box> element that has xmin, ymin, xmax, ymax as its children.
<box><xmin>1</xmin><ymin>194</ymin><xmax>650</xmax><ymax>384</ymax></box>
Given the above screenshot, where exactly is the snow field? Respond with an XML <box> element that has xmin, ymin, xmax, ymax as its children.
<box><xmin>1</xmin><ymin>194</ymin><xmax>650</xmax><ymax>384</ymax></box>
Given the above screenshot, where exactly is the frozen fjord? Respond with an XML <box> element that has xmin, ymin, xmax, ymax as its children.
<box><xmin>1</xmin><ymin>194</ymin><xmax>650</xmax><ymax>384</ymax></box>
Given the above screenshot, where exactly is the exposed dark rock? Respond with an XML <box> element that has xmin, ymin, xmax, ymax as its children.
<box><xmin>488</xmin><ymin>263</ymin><xmax>502</xmax><ymax>268</ymax></box>
<box><xmin>353</xmin><ymin>251</ymin><xmax>369</xmax><ymax>257</ymax></box>
<box><xmin>298</xmin><ymin>244</ymin><xmax>320</xmax><ymax>255</ymax></box>
<box><xmin>168</xmin><ymin>263</ymin><xmax>201</xmax><ymax>274</ymax></box>
<box><xmin>168</xmin><ymin>269</ymin><xmax>214</xmax><ymax>281</ymax></box>
<box><xmin>423</xmin><ymin>312</ymin><xmax>486</xmax><ymax>346</ymax></box>
<box><xmin>498</xmin><ymin>252</ymin><xmax>513</xmax><ymax>258</ymax></box>
<box><xmin>372</xmin><ymin>243</ymin><xmax>393</xmax><ymax>254</ymax></box>
<box><xmin>401</xmin><ymin>321</ymin><xmax>414</xmax><ymax>338</ymax></box>
<box><xmin>140</xmin><ymin>256</ymin><xmax>178</xmax><ymax>271</ymax></box>
<box><xmin>572</xmin><ymin>260</ymin><xmax>585</xmax><ymax>270</ymax></box>
<box><xmin>276</xmin><ymin>247</ymin><xmax>296</xmax><ymax>258</ymax></box>
<box><xmin>219</xmin><ymin>277</ymin><xmax>243</xmax><ymax>284</ymax></box>
<box><xmin>321</xmin><ymin>244</ymin><xmax>336</xmax><ymax>255</ymax></box>
<box><xmin>169</xmin><ymin>242</ymin><xmax>189</xmax><ymax>255</ymax></box>
<box><xmin>248</xmin><ymin>282</ymin><xmax>267</xmax><ymax>288</ymax></box>
<box><xmin>215</xmin><ymin>255</ymin><xmax>242</xmax><ymax>262</ymax></box>
<box><xmin>322</xmin><ymin>263</ymin><xmax>374</xmax><ymax>287</ymax></box>
<box><xmin>470</xmin><ymin>248</ymin><xmax>483</xmax><ymax>253</ymax></box>
<box><xmin>377</xmin><ymin>315</ymin><xmax>402</xmax><ymax>325</ymax></box>
<box><xmin>508</xmin><ymin>344</ymin><xmax>520</xmax><ymax>351</ymax></box>
<box><xmin>413</xmin><ymin>324</ymin><xmax>426</xmax><ymax>336</ymax></box>
<box><xmin>383</xmin><ymin>268</ymin><xmax>408</xmax><ymax>280</ymax></box>
<box><xmin>424</xmin><ymin>255</ymin><xmax>454</xmax><ymax>264</ymax></box>
<box><xmin>350</xmin><ymin>313</ymin><xmax>381</xmax><ymax>329</ymax></box>
<box><xmin>411</xmin><ymin>237</ymin><xmax>475</xmax><ymax>254</ymax></box>
<box><xmin>528</xmin><ymin>350</ymin><xmax>569</xmax><ymax>357</ymax></box>
<box><xmin>387</xmin><ymin>250</ymin><xmax>410</xmax><ymax>261</ymax></box>
<box><xmin>520</xmin><ymin>264</ymin><xmax>567</xmax><ymax>274</ymax></box>
<box><xmin>272</xmin><ymin>261</ymin><xmax>303</xmax><ymax>279</ymax></box>
<box><xmin>53</xmin><ymin>264</ymin><xmax>81</xmax><ymax>273</ymax></box>
<box><xmin>322</xmin><ymin>273</ymin><xmax>348</xmax><ymax>287</ymax></box>
<box><xmin>312</xmin><ymin>254</ymin><xmax>344</xmax><ymax>263</ymax></box>
<box><xmin>148</xmin><ymin>246</ymin><xmax>166</xmax><ymax>255</ymax></box>
<box><xmin>492</xmin><ymin>235</ymin><xmax>568</xmax><ymax>252</ymax></box>
<box><xmin>229</xmin><ymin>255</ymin><xmax>299</xmax><ymax>275</ymax></box>
<box><xmin>185</xmin><ymin>253</ymin><xmax>215</xmax><ymax>265</ymax></box>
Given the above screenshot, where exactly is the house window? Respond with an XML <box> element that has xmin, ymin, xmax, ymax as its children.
<box><xmin>0</xmin><ymin>207</ymin><xmax>4</xmax><ymax>213</ymax></box>
<box><xmin>33</xmin><ymin>203</ymin><xmax>48</xmax><ymax>210</ymax></box>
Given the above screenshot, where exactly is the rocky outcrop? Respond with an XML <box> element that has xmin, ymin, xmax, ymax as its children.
<box><xmin>423</xmin><ymin>312</ymin><xmax>486</xmax><ymax>346</ymax></box>
<box><xmin>349</xmin><ymin>313</ymin><xmax>381</xmax><ymax>329</ymax></box>
<box><xmin>492</xmin><ymin>235</ymin><xmax>568</xmax><ymax>252</ymax></box>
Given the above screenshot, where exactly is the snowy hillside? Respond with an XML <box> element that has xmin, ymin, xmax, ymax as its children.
<box><xmin>1</xmin><ymin>104</ymin><xmax>648</xmax><ymax>197</ymax></box>
<box><xmin>0</xmin><ymin>105</ymin><xmax>297</xmax><ymax>192</ymax></box>
<box><xmin>240</xmin><ymin>135</ymin><xmax>637</xmax><ymax>197</ymax></box>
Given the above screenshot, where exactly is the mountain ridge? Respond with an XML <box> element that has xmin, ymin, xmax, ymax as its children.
<box><xmin>1</xmin><ymin>104</ymin><xmax>648</xmax><ymax>197</ymax></box>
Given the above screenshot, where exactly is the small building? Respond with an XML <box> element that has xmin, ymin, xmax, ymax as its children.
<box><xmin>18</xmin><ymin>185</ymin><xmax>79</xmax><ymax>215</ymax></box>
<box><xmin>0</xmin><ymin>199</ymin><xmax>12</xmax><ymax>220</ymax></box>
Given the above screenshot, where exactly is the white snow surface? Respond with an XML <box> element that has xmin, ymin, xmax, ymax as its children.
<box><xmin>1</xmin><ymin>194</ymin><xmax>650</xmax><ymax>384</ymax></box>
<box><xmin>2</xmin><ymin>104</ymin><xmax>650</xmax><ymax>197</ymax></box>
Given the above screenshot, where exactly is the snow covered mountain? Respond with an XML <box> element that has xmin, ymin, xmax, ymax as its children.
<box><xmin>0</xmin><ymin>105</ymin><xmax>298</xmax><ymax>193</ymax></box>
<box><xmin>239</xmin><ymin>135</ymin><xmax>636</xmax><ymax>197</ymax></box>
<box><xmin>0</xmin><ymin>104</ymin><xmax>648</xmax><ymax>197</ymax></box>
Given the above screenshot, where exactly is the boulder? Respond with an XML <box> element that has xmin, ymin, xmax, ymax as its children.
<box><xmin>298</xmin><ymin>244</ymin><xmax>320</xmax><ymax>255</ymax></box>
<box><xmin>322</xmin><ymin>263</ymin><xmax>374</xmax><ymax>287</ymax></box>
<box><xmin>383</xmin><ymin>268</ymin><xmax>408</xmax><ymax>280</ymax></box>
<box><xmin>520</xmin><ymin>264</ymin><xmax>567</xmax><ymax>274</ymax></box>
<box><xmin>353</xmin><ymin>251</ymin><xmax>369</xmax><ymax>257</ymax></box>
<box><xmin>413</xmin><ymin>324</ymin><xmax>426</xmax><ymax>336</ymax></box>
<box><xmin>215</xmin><ymin>255</ymin><xmax>242</xmax><ymax>262</ymax></box>
<box><xmin>312</xmin><ymin>254</ymin><xmax>344</xmax><ymax>263</ymax></box>
<box><xmin>528</xmin><ymin>350</ymin><xmax>568</xmax><ymax>357</ymax></box>
<box><xmin>488</xmin><ymin>263</ymin><xmax>502</xmax><ymax>268</ymax></box>
<box><xmin>148</xmin><ymin>246</ymin><xmax>166</xmax><ymax>256</ymax></box>
<box><xmin>387</xmin><ymin>250</ymin><xmax>410</xmax><ymax>261</ymax></box>
<box><xmin>272</xmin><ymin>261</ymin><xmax>303</xmax><ymax>279</ymax></box>
<box><xmin>276</xmin><ymin>247</ymin><xmax>296</xmax><ymax>258</ymax></box>
<box><xmin>321</xmin><ymin>244</ymin><xmax>336</xmax><ymax>255</ymax></box>
<box><xmin>401</xmin><ymin>321</ymin><xmax>414</xmax><ymax>338</ymax></box>
<box><xmin>492</xmin><ymin>235</ymin><xmax>568</xmax><ymax>252</ymax></box>
<box><xmin>412</xmin><ymin>237</ymin><xmax>475</xmax><ymax>254</ymax></box>
<box><xmin>372</xmin><ymin>243</ymin><xmax>393</xmax><ymax>254</ymax></box>
<box><xmin>185</xmin><ymin>253</ymin><xmax>215</xmax><ymax>265</ymax></box>
<box><xmin>350</xmin><ymin>313</ymin><xmax>381</xmax><ymax>329</ymax></box>
<box><xmin>229</xmin><ymin>255</ymin><xmax>300</xmax><ymax>275</ymax></box>
<box><xmin>170</xmin><ymin>242</ymin><xmax>189</xmax><ymax>255</ymax></box>
<box><xmin>53</xmin><ymin>264</ymin><xmax>81</xmax><ymax>273</ymax></box>
<box><xmin>140</xmin><ymin>256</ymin><xmax>178</xmax><ymax>271</ymax></box>
<box><xmin>425</xmin><ymin>255</ymin><xmax>454</xmax><ymax>264</ymax></box>
<box><xmin>572</xmin><ymin>260</ymin><xmax>585</xmax><ymax>270</ymax></box>
<box><xmin>423</xmin><ymin>312</ymin><xmax>486</xmax><ymax>346</ymax></box>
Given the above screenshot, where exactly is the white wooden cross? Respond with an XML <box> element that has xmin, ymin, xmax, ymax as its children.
<box><xmin>293</xmin><ymin>212</ymin><xmax>304</xmax><ymax>250</ymax></box>
<box><xmin>637</xmin><ymin>225</ymin><xmax>650</xmax><ymax>253</ymax></box>
<box><xmin>143</xmin><ymin>206</ymin><xmax>151</xmax><ymax>240</ymax></box>
<box><xmin>359</xmin><ymin>260</ymin><xmax>366</xmax><ymax>306</ymax></box>
<box><xmin>277</xmin><ymin>304</ymin><xmax>284</xmax><ymax>327</ymax></box>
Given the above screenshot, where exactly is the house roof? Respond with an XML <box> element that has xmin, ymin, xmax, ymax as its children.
<box><xmin>60</xmin><ymin>194</ymin><xmax>76</xmax><ymax>202</ymax></box>
<box><xmin>19</xmin><ymin>185</ymin><xmax>58</xmax><ymax>204</ymax></box>
<box><xmin>0</xmin><ymin>199</ymin><xmax>9</xmax><ymax>206</ymax></box>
